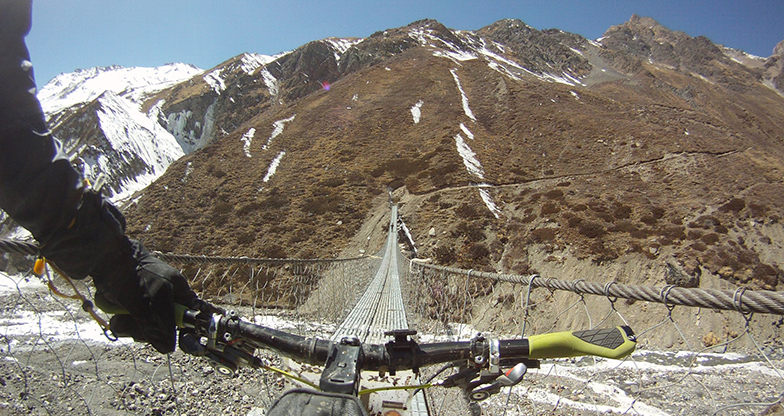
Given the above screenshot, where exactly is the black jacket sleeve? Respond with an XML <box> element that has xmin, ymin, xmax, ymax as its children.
<box><xmin>0</xmin><ymin>0</ymin><xmax>85</xmax><ymax>242</ymax></box>
<box><xmin>0</xmin><ymin>1</ymin><xmax>208</xmax><ymax>353</ymax></box>
<box><xmin>0</xmin><ymin>0</ymin><xmax>128</xmax><ymax>282</ymax></box>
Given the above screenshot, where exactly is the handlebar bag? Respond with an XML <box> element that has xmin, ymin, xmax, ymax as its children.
<box><xmin>266</xmin><ymin>388</ymin><xmax>368</xmax><ymax>416</ymax></box>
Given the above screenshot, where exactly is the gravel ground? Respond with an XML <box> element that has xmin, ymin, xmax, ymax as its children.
<box><xmin>1</xmin><ymin>272</ymin><xmax>782</xmax><ymax>415</ymax></box>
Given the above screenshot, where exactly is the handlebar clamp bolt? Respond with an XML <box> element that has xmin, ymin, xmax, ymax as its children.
<box><xmin>474</xmin><ymin>355</ymin><xmax>486</xmax><ymax>365</ymax></box>
<box><xmin>340</xmin><ymin>335</ymin><xmax>360</xmax><ymax>346</ymax></box>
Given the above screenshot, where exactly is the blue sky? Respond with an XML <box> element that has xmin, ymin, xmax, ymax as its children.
<box><xmin>26</xmin><ymin>0</ymin><xmax>783</xmax><ymax>85</ymax></box>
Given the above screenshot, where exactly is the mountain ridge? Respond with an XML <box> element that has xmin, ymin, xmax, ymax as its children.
<box><xmin>116</xmin><ymin>17</ymin><xmax>784</xmax><ymax>295</ymax></box>
<box><xmin>2</xmin><ymin>16</ymin><xmax>784</xmax><ymax>297</ymax></box>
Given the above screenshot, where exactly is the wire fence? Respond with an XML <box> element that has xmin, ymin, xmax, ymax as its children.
<box><xmin>0</xmin><ymin>237</ymin><xmax>782</xmax><ymax>415</ymax></box>
<box><xmin>407</xmin><ymin>261</ymin><xmax>784</xmax><ymax>415</ymax></box>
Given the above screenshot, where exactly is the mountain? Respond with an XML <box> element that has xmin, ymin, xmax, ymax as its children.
<box><xmin>38</xmin><ymin>63</ymin><xmax>203</xmax><ymax>118</ymax></box>
<box><xmin>117</xmin><ymin>17</ymin><xmax>784</xmax><ymax>294</ymax></box>
<box><xmin>4</xmin><ymin>16</ymin><xmax>784</xmax><ymax>295</ymax></box>
<box><xmin>35</xmin><ymin>63</ymin><xmax>205</xmax><ymax>201</ymax></box>
<box><xmin>0</xmin><ymin>63</ymin><xmax>204</xmax><ymax>242</ymax></box>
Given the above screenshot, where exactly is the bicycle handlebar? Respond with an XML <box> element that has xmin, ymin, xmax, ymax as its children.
<box><xmin>180</xmin><ymin>307</ymin><xmax>637</xmax><ymax>375</ymax></box>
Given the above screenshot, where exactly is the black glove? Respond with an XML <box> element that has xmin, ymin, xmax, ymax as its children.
<box><xmin>40</xmin><ymin>190</ymin><xmax>127</xmax><ymax>280</ymax></box>
<box><xmin>0</xmin><ymin>0</ymin><xmax>203</xmax><ymax>354</ymax></box>
<box><xmin>100</xmin><ymin>240</ymin><xmax>212</xmax><ymax>353</ymax></box>
<box><xmin>41</xmin><ymin>190</ymin><xmax>200</xmax><ymax>353</ymax></box>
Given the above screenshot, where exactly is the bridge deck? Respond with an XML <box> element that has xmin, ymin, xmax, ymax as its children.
<box><xmin>330</xmin><ymin>204</ymin><xmax>428</xmax><ymax>415</ymax></box>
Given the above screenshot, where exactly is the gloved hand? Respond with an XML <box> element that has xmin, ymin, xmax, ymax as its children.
<box><xmin>96</xmin><ymin>239</ymin><xmax>201</xmax><ymax>353</ymax></box>
<box><xmin>103</xmin><ymin>247</ymin><xmax>222</xmax><ymax>353</ymax></box>
<box><xmin>41</xmin><ymin>189</ymin><xmax>203</xmax><ymax>353</ymax></box>
<box><xmin>0</xmin><ymin>0</ymin><xmax>205</xmax><ymax>354</ymax></box>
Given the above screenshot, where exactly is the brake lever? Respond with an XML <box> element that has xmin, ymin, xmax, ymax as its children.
<box><xmin>466</xmin><ymin>362</ymin><xmax>528</xmax><ymax>401</ymax></box>
<box><xmin>442</xmin><ymin>331</ymin><xmax>535</xmax><ymax>402</ymax></box>
<box><xmin>179</xmin><ymin>309</ymin><xmax>259</xmax><ymax>377</ymax></box>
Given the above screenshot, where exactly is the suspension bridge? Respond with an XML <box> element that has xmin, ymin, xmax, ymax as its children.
<box><xmin>0</xmin><ymin>203</ymin><xmax>783</xmax><ymax>415</ymax></box>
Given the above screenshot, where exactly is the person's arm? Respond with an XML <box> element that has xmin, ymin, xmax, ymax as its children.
<box><xmin>0</xmin><ymin>0</ymin><xmax>207</xmax><ymax>353</ymax></box>
<box><xmin>0</xmin><ymin>0</ymin><xmax>83</xmax><ymax>242</ymax></box>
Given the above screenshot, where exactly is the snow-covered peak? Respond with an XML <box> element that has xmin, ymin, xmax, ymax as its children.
<box><xmin>721</xmin><ymin>46</ymin><xmax>766</xmax><ymax>68</ymax></box>
<box><xmin>38</xmin><ymin>63</ymin><xmax>203</xmax><ymax>116</ymax></box>
<box><xmin>323</xmin><ymin>38</ymin><xmax>363</xmax><ymax>62</ymax></box>
<box><xmin>90</xmin><ymin>91</ymin><xmax>185</xmax><ymax>201</ymax></box>
<box><xmin>239</xmin><ymin>52</ymin><xmax>288</xmax><ymax>75</ymax></box>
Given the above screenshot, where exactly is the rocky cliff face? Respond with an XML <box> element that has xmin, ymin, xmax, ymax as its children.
<box><xmin>477</xmin><ymin>19</ymin><xmax>593</xmax><ymax>78</ymax></box>
<box><xmin>766</xmin><ymin>39</ymin><xmax>784</xmax><ymax>92</ymax></box>
<box><xmin>114</xmin><ymin>17</ymin><xmax>784</xmax><ymax>293</ymax></box>
<box><xmin>4</xmin><ymin>16</ymin><xmax>782</xmax><ymax>294</ymax></box>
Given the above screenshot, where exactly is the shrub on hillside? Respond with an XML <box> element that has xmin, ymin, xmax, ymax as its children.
<box><xmin>455</xmin><ymin>203</ymin><xmax>479</xmax><ymax>219</ymax></box>
<box><xmin>453</xmin><ymin>221</ymin><xmax>485</xmax><ymax>242</ymax></box>
<box><xmin>529</xmin><ymin>228</ymin><xmax>556</xmax><ymax>243</ymax></box>
<box><xmin>540</xmin><ymin>202</ymin><xmax>560</xmax><ymax>216</ymax></box>
<box><xmin>434</xmin><ymin>246</ymin><xmax>456</xmax><ymax>264</ymax></box>
<box><xmin>302</xmin><ymin>195</ymin><xmax>339</xmax><ymax>215</ymax></box>
<box><xmin>578</xmin><ymin>221</ymin><xmax>606</xmax><ymax>238</ymax></box>
<box><xmin>719</xmin><ymin>198</ymin><xmax>745</xmax><ymax>213</ymax></box>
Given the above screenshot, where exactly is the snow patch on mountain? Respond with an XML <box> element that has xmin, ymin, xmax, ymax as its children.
<box><xmin>485</xmin><ymin>61</ymin><xmax>522</xmax><ymax>80</ymax></box>
<box><xmin>181</xmin><ymin>161</ymin><xmax>194</xmax><ymax>183</ymax></box>
<box><xmin>241</xmin><ymin>128</ymin><xmax>256</xmax><ymax>157</ymax></box>
<box><xmin>721</xmin><ymin>46</ymin><xmax>765</xmax><ymax>67</ymax></box>
<box><xmin>471</xmin><ymin>38</ymin><xmax>583</xmax><ymax>86</ymax></box>
<box><xmin>204</xmin><ymin>68</ymin><xmax>227</xmax><ymax>94</ymax></box>
<box><xmin>432</xmin><ymin>49</ymin><xmax>476</xmax><ymax>63</ymax></box>
<box><xmin>399</xmin><ymin>221</ymin><xmax>417</xmax><ymax>255</ymax></box>
<box><xmin>454</xmin><ymin>133</ymin><xmax>483</xmax><ymax>179</ymax></box>
<box><xmin>38</xmin><ymin>63</ymin><xmax>203</xmax><ymax>118</ymax></box>
<box><xmin>410</xmin><ymin>27</ymin><xmax>476</xmax><ymax>63</ymax></box>
<box><xmin>411</xmin><ymin>100</ymin><xmax>424</xmax><ymax>124</ymax></box>
<box><xmin>479</xmin><ymin>188</ymin><xmax>501</xmax><ymax>219</ymax></box>
<box><xmin>449</xmin><ymin>73</ymin><xmax>504</xmax><ymax>216</ymax></box>
<box><xmin>94</xmin><ymin>92</ymin><xmax>184</xmax><ymax>201</ymax></box>
<box><xmin>417</xmin><ymin>28</ymin><xmax>584</xmax><ymax>86</ymax></box>
<box><xmin>459</xmin><ymin>123</ymin><xmax>474</xmax><ymax>140</ymax></box>
<box><xmin>98</xmin><ymin>92</ymin><xmax>183</xmax><ymax>164</ymax></box>
<box><xmin>450</xmin><ymin>69</ymin><xmax>476</xmax><ymax>121</ymax></box>
<box><xmin>324</xmin><ymin>38</ymin><xmax>363</xmax><ymax>62</ymax></box>
<box><xmin>452</xmin><ymin>121</ymin><xmax>503</xmax><ymax>218</ymax></box>
<box><xmin>408</xmin><ymin>27</ymin><xmax>436</xmax><ymax>48</ymax></box>
<box><xmin>263</xmin><ymin>151</ymin><xmax>286</xmax><ymax>183</ymax></box>
<box><xmin>261</xmin><ymin>68</ymin><xmax>280</xmax><ymax>102</ymax></box>
<box><xmin>263</xmin><ymin>115</ymin><xmax>296</xmax><ymax>150</ymax></box>
<box><xmin>470</xmin><ymin>39</ymin><xmax>531</xmax><ymax>80</ymax></box>
<box><xmin>239</xmin><ymin>53</ymin><xmax>277</xmax><ymax>75</ymax></box>
<box><xmin>541</xmin><ymin>72</ymin><xmax>584</xmax><ymax>86</ymax></box>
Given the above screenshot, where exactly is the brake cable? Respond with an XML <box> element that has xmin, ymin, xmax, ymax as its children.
<box><xmin>33</xmin><ymin>257</ymin><xmax>115</xmax><ymax>340</ymax></box>
<box><xmin>260</xmin><ymin>363</ymin><xmax>320</xmax><ymax>390</ymax></box>
<box><xmin>357</xmin><ymin>382</ymin><xmax>438</xmax><ymax>397</ymax></box>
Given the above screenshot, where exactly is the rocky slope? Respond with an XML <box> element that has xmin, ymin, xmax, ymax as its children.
<box><xmin>2</xmin><ymin>16</ymin><xmax>783</xmax><ymax>297</ymax></box>
<box><xmin>113</xmin><ymin>17</ymin><xmax>784</xmax><ymax>295</ymax></box>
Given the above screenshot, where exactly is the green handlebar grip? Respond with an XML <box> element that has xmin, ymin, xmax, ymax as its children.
<box><xmin>93</xmin><ymin>296</ymin><xmax>190</xmax><ymax>329</ymax></box>
<box><xmin>527</xmin><ymin>326</ymin><xmax>636</xmax><ymax>360</ymax></box>
<box><xmin>173</xmin><ymin>303</ymin><xmax>189</xmax><ymax>328</ymax></box>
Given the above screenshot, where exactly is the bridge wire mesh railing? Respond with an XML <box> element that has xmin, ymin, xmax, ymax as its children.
<box><xmin>0</xmin><ymin>241</ymin><xmax>380</xmax><ymax>415</ymax></box>
<box><xmin>0</xmin><ymin>235</ymin><xmax>783</xmax><ymax>415</ymax></box>
<box><xmin>406</xmin><ymin>261</ymin><xmax>784</xmax><ymax>416</ymax></box>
